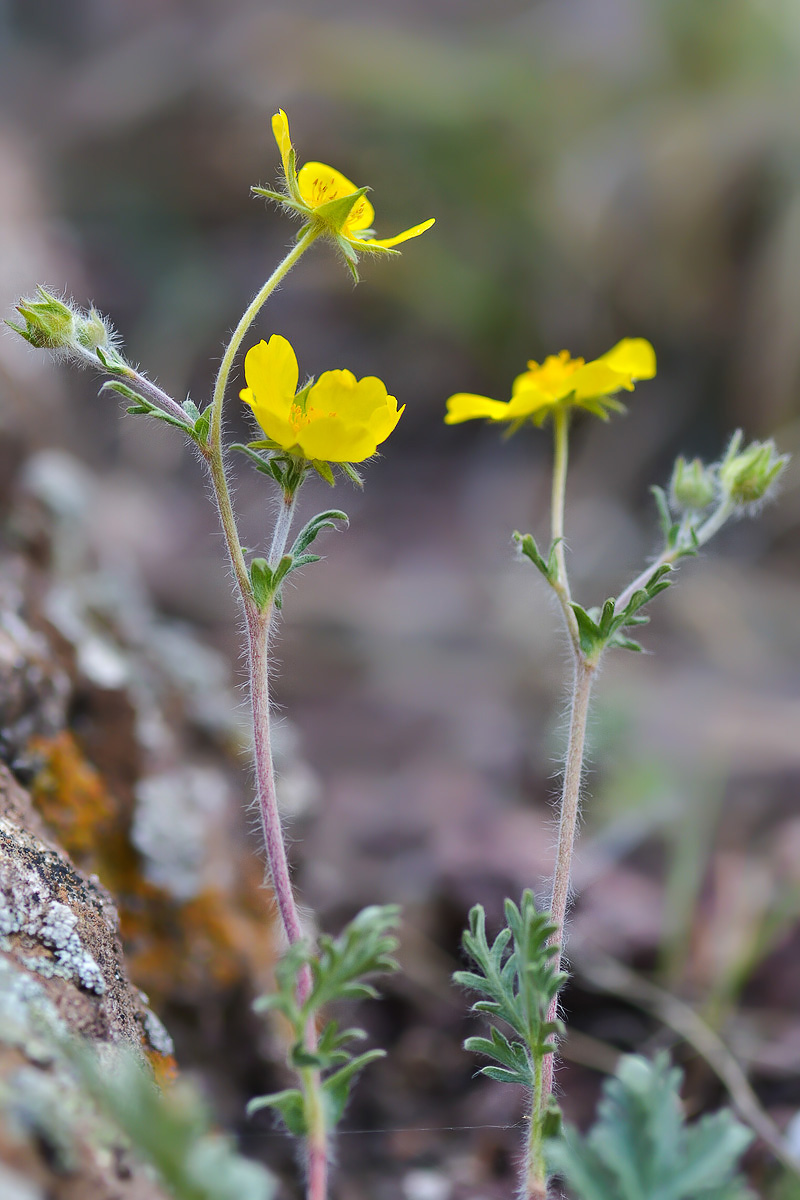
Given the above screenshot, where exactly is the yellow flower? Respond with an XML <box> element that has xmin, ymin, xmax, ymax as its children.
<box><xmin>445</xmin><ymin>339</ymin><xmax>656</xmax><ymax>429</ymax></box>
<box><xmin>254</xmin><ymin>110</ymin><xmax>434</xmax><ymax>267</ymax></box>
<box><xmin>240</xmin><ymin>334</ymin><xmax>404</xmax><ymax>464</ymax></box>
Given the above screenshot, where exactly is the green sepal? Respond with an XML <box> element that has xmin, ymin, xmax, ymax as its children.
<box><xmin>251</xmin><ymin>186</ymin><xmax>292</xmax><ymax>205</ymax></box>
<box><xmin>312</xmin><ymin>459</ymin><xmax>337</xmax><ymax>486</ymax></box>
<box><xmin>313</xmin><ymin>187</ymin><xmax>370</xmax><ymax>235</ymax></box>
<box><xmin>340</xmin><ymin>462</ymin><xmax>364</xmax><ymax>488</ymax></box>
<box><xmin>246</xmin><ymin>1088</ymin><xmax>307</xmax><ymax>1137</ymax></box>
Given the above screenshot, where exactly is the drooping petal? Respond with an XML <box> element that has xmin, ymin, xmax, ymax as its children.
<box><xmin>599</xmin><ymin>338</ymin><xmax>656</xmax><ymax>380</ymax></box>
<box><xmin>272</xmin><ymin>110</ymin><xmax>294</xmax><ymax>183</ymax></box>
<box><xmin>369</xmin><ymin>400</ymin><xmax>404</xmax><ymax>446</ymax></box>
<box><xmin>297</xmin><ymin>162</ymin><xmax>375</xmax><ymax>230</ymax></box>
<box><xmin>445</xmin><ymin>393</ymin><xmax>511</xmax><ymax>425</ymax></box>
<box><xmin>369</xmin><ymin>218</ymin><xmax>436</xmax><ymax>249</ymax></box>
<box><xmin>243</xmin><ymin>335</ymin><xmax>299</xmax><ymax>414</ymax></box>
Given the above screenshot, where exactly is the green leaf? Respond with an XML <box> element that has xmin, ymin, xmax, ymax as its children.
<box><xmin>546</xmin><ymin>1053</ymin><xmax>754</xmax><ymax>1200</ymax></box>
<box><xmin>230</xmin><ymin>443</ymin><xmax>276</xmax><ymax>476</ymax></box>
<box><xmin>570</xmin><ymin>603</ymin><xmax>603</xmax><ymax>658</ymax></box>
<box><xmin>246</xmin><ymin>1089</ymin><xmax>307</xmax><ymax>1138</ymax></box>
<box><xmin>306</xmin><ymin>905</ymin><xmax>401</xmax><ymax>1013</ymax></box>
<box><xmin>321</xmin><ymin>1049</ymin><xmax>386</xmax><ymax>1127</ymax></box>
<box><xmin>66</xmin><ymin>1041</ymin><xmax>275</xmax><ymax>1200</ymax></box>
<box><xmin>290</xmin><ymin>510</ymin><xmax>349</xmax><ymax>558</ymax></box>
<box><xmin>102</xmin><ymin>381</ymin><xmax>192</xmax><ymax>434</ymax></box>
<box><xmin>455</xmin><ymin>892</ymin><xmax>566</xmax><ymax>1097</ymax></box>
<box><xmin>249</xmin><ymin>558</ymin><xmax>274</xmax><ymax>609</ymax></box>
<box><xmin>250</xmin><ymin>905</ymin><xmax>401</xmax><ymax>1142</ymax></box>
<box><xmin>513</xmin><ymin>531</ymin><xmax>564</xmax><ymax>584</ymax></box>
<box><xmin>193</xmin><ymin>411</ymin><xmax>210</xmax><ymax>444</ymax></box>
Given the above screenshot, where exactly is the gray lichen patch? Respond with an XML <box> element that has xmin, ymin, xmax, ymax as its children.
<box><xmin>132</xmin><ymin>767</ymin><xmax>229</xmax><ymax>901</ymax></box>
<box><xmin>140</xmin><ymin>1007</ymin><xmax>174</xmax><ymax>1059</ymax></box>
<box><xmin>0</xmin><ymin>954</ymin><xmax>64</xmax><ymax>1063</ymax></box>
<box><xmin>0</xmin><ymin>818</ymin><xmax>105</xmax><ymax>994</ymax></box>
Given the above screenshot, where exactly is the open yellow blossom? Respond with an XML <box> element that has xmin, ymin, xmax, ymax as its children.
<box><xmin>255</xmin><ymin>110</ymin><xmax>434</xmax><ymax>263</ymax></box>
<box><xmin>445</xmin><ymin>339</ymin><xmax>656</xmax><ymax>429</ymax></box>
<box><xmin>240</xmin><ymin>334</ymin><xmax>404</xmax><ymax>464</ymax></box>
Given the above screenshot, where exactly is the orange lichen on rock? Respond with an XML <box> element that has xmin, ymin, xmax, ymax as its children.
<box><xmin>29</xmin><ymin>731</ymin><xmax>119</xmax><ymax>861</ymax></box>
<box><xmin>29</xmin><ymin>733</ymin><xmax>275</xmax><ymax>1009</ymax></box>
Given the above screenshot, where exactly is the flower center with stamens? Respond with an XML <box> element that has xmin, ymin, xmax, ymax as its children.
<box><xmin>289</xmin><ymin>402</ymin><xmax>336</xmax><ymax>433</ymax></box>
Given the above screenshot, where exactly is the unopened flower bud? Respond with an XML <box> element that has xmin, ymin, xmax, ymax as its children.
<box><xmin>669</xmin><ymin>456</ymin><xmax>716</xmax><ymax>512</ymax></box>
<box><xmin>75</xmin><ymin>307</ymin><xmax>112</xmax><ymax>352</ymax></box>
<box><xmin>719</xmin><ymin>432</ymin><xmax>789</xmax><ymax>507</ymax></box>
<box><xmin>9</xmin><ymin>287</ymin><xmax>76</xmax><ymax>350</ymax></box>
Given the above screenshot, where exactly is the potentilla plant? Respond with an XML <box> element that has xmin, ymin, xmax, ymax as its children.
<box><xmin>445</xmin><ymin>343</ymin><xmax>788</xmax><ymax>1199</ymax></box>
<box><xmin>9</xmin><ymin>109</ymin><xmax>433</xmax><ymax>1200</ymax></box>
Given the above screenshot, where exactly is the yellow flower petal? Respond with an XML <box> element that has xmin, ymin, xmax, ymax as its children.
<box><xmin>599</xmin><ymin>338</ymin><xmax>656</xmax><ymax>380</ymax></box>
<box><xmin>565</xmin><ymin>361</ymin><xmax>632</xmax><ymax>399</ymax></box>
<box><xmin>369</xmin><ymin>400</ymin><xmax>405</xmax><ymax>445</ymax></box>
<box><xmin>506</xmin><ymin>386</ymin><xmax>554</xmax><ymax>418</ymax></box>
<box><xmin>296</xmin><ymin>416</ymin><xmax>378</xmax><ymax>463</ymax></box>
<box><xmin>243</xmin><ymin>335</ymin><xmax>299</xmax><ymax>413</ymax></box>
<box><xmin>369</xmin><ymin>218</ymin><xmax>436</xmax><ymax>249</ymax></box>
<box><xmin>445</xmin><ymin>393</ymin><xmax>511</xmax><ymax>425</ymax></box>
<box><xmin>272</xmin><ymin>110</ymin><xmax>294</xmax><ymax>182</ymax></box>
<box><xmin>308</xmin><ymin>370</ymin><xmax>387</xmax><ymax>421</ymax></box>
<box><xmin>240</xmin><ymin>389</ymin><xmax>300</xmax><ymax>449</ymax></box>
<box><xmin>297</xmin><ymin>162</ymin><xmax>375</xmax><ymax>231</ymax></box>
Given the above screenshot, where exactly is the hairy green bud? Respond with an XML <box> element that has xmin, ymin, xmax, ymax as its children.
<box><xmin>74</xmin><ymin>307</ymin><xmax>112</xmax><ymax>352</ymax></box>
<box><xmin>719</xmin><ymin>431</ymin><xmax>788</xmax><ymax>507</ymax></box>
<box><xmin>669</xmin><ymin>455</ymin><xmax>716</xmax><ymax>513</ymax></box>
<box><xmin>8</xmin><ymin>287</ymin><xmax>76</xmax><ymax>349</ymax></box>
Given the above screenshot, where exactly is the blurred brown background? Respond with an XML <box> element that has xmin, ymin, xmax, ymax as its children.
<box><xmin>2</xmin><ymin>1</ymin><xmax>800</xmax><ymax>1197</ymax></box>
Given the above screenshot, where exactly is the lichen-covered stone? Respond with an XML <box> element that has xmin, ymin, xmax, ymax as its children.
<box><xmin>0</xmin><ymin>765</ymin><xmax>173</xmax><ymax>1199</ymax></box>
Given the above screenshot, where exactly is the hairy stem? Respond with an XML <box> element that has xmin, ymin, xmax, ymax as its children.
<box><xmin>204</xmin><ymin>443</ymin><xmax>253</xmax><ymax>601</ymax></box>
<box><xmin>550</xmin><ymin>409</ymin><xmax>580</xmax><ymax>651</ymax></box>
<box><xmin>123</xmin><ymin>366</ymin><xmax>193</xmax><ymax>427</ymax></box>
<box><xmin>540</xmin><ymin>657</ymin><xmax>595</xmax><ymax>1111</ymax></box>
<box><xmin>246</xmin><ymin>603</ymin><xmax>305</xmax><ymax>947</ymax></box>
<box><xmin>269</xmin><ymin>490</ymin><xmax>297</xmax><ymax>565</ymax></box>
<box><xmin>302</xmin><ymin>1067</ymin><xmax>329</xmax><ymax>1200</ymax></box>
<box><xmin>525</xmin><ymin>1057</ymin><xmax>547</xmax><ymax>1200</ymax></box>
<box><xmin>209</xmin><ymin>226</ymin><xmax>320</xmax><ymax>453</ymax></box>
<box><xmin>614</xmin><ymin>497</ymin><xmax>734</xmax><ymax>613</ymax></box>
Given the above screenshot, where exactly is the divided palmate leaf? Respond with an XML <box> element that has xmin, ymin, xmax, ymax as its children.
<box><xmin>249</xmin><ymin>905</ymin><xmax>400</xmax><ymax>1138</ymax></box>
<box><xmin>546</xmin><ymin>1052</ymin><xmax>754</xmax><ymax>1200</ymax></box>
<box><xmin>454</xmin><ymin>891</ymin><xmax>566</xmax><ymax>1090</ymax></box>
